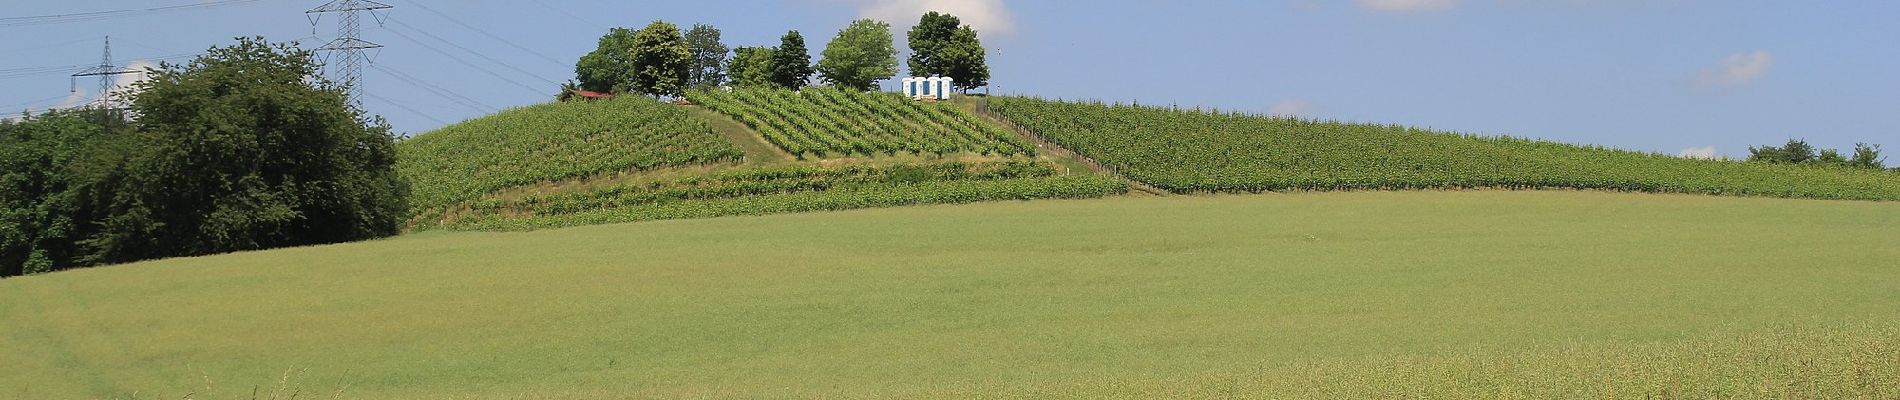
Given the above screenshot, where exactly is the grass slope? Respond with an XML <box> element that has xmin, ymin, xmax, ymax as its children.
<box><xmin>3</xmin><ymin>192</ymin><xmax>1897</xmax><ymax>398</ymax></box>
<box><xmin>990</xmin><ymin>97</ymin><xmax>1900</xmax><ymax>200</ymax></box>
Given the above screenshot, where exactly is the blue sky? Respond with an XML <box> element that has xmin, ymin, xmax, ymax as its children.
<box><xmin>2</xmin><ymin>0</ymin><xmax>1895</xmax><ymax>159</ymax></box>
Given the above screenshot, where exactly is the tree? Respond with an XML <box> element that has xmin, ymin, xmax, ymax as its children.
<box><xmin>90</xmin><ymin>36</ymin><xmax>407</xmax><ymax>269</ymax></box>
<box><xmin>817</xmin><ymin>19</ymin><xmax>899</xmax><ymax>91</ymax></box>
<box><xmin>906</xmin><ymin>12</ymin><xmax>961</xmax><ymax>77</ymax></box>
<box><xmin>729</xmin><ymin>46</ymin><xmax>777</xmax><ymax>88</ymax></box>
<box><xmin>906</xmin><ymin>12</ymin><xmax>990</xmax><ymax>92</ymax></box>
<box><xmin>575</xmin><ymin>27</ymin><xmax>637</xmax><ymax>93</ymax></box>
<box><xmin>1748</xmin><ymin>139</ymin><xmax>1816</xmax><ymax>164</ymax></box>
<box><xmin>0</xmin><ymin>109</ymin><xmax>120</xmax><ymax>276</ymax></box>
<box><xmin>1850</xmin><ymin>143</ymin><xmax>1886</xmax><ymax>169</ymax></box>
<box><xmin>628</xmin><ymin>20</ymin><xmax>692</xmax><ymax>98</ymax></box>
<box><xmin>939</xmin><ymin>26</ymin><xmax>990</xmax><ymax>92</ymax></box>
<box><xmin>770</xmin><ymin>30</ymin><xmax>813</xmax><ymax>89</ymax></box>
<box><xmin>684</xmin><ymin>23</ymin><xmax>729</xmax><ymax>89</ymax></box>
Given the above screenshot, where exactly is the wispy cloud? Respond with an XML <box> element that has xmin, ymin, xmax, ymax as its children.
<box><xmin>1267</xmin><ymin>99</ymin><xmax>1317</xmax><ymax>117</ymax></box>
<box><xmin>1356</xmin><ymin>0</ymin><xmax>1458</xmax><ymax>13</ymax></box>
<box><xmin>1695</xmin><ymin>50</ymin><xmax>1773</xmax><ymax>88</ymax></box>
<box><xmin>852</xmin><ymin>0</ymin><xmax>1016</xmax><ymax>38</ymax></box>
<box><xmin>1679</xmin><ymin>146</ymin><xmax>1721</xmax><ymax>160</ymax></box>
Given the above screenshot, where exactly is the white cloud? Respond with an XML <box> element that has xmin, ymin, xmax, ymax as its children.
<box><xmin>1267</xmin><ymin>99</ymin><xmax>1316</xmax><ymax>117</ymax></box>
<box><xmin>1695</xmin><ymin>50</ymin><xmax>1773</xmax><ymax>87</ymax></box>
<box><xmin>1679</xmin><ymin>146</ymin><xmax>1721</xmax><ymax>160</ymax></box>
<box><xmin>1356</xmin><ymin>0</ymin><xmax>1458</xmax><ymax>13</ymax></box>
<box><xmin>853</xmin><ymin>0</ymin><xmax>1015</xmax><ymax>38</ymax></box>
<box><xmin>107</xmin><ymin>60</ymin><xmax>158</xmax><ymax>102</ymax></box>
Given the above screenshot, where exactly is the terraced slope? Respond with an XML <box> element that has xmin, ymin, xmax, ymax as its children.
<box><xmin>989</xmin><ymin>97</ymin><xmax>1900</xmax><ymax>200</ymax></box>
<box><xmin>397</xmin><ymin>96</ymin><xmax>1118</xmax><ymax>232</ymax></box>
<box><xmin>396</xmin><ymin>97</ymin><xmax>743</xmax><ymax>217</ymax></box>
<box><xmin>689</xmin><ymin>87</ymin><xmax>1031</xmax><ymax>158</ymax></box>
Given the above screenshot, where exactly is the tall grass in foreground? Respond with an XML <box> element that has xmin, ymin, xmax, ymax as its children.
<box><xmin>990</xmin><ymin>96</ymin><xmax>1900</xmax><ymax>200</ymax></box>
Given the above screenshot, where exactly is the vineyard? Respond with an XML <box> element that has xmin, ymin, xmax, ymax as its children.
<box><xmin>396</xmin><ymin>97</ymin><xmax>743</xmax><ymax>217</ymax></box>
<box><xmin>688</xmin><ymin>87</ymin><xmax>1031</xmax><ymax>158</ymax></box>
<box><xmin>989</xmin><ymin>97</ymin><xmax>1900</xmax><ymax>200</ymax></box>
<box><xmin>433</xmin><ymin>159</ymin><xmax>1126</xmax><ymax>230</ymax></box>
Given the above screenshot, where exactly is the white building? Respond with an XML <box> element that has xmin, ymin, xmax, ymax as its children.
<box><xmin>901</xmin><ymin>76</ymin><xmax>955</xmax><ymax>100</ymax></box>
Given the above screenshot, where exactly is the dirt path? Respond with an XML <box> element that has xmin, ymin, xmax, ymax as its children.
<box><xmin>684</xmin><ymin>105</ymin><xmax>795</xmax><ymax>164</ymax></box>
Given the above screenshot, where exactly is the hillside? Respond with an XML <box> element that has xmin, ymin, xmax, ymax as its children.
<box><xmin>988</xmin><ymin>97</ymin><xmax>1900</xmax><ymax>200</ymax></box>
<box><xmin>3</xmin><ymin>192</ymin><xmax>1897</xmax><ymax>398</ymax></box>
<box><xmin>396</xmin><ymin>94</ymin><xmax>1121</xmax><ymax>231</ymax></box>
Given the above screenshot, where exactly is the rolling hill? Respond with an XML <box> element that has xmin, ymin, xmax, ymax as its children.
<box><xmin>9</xmin><ymin>88</ymin><xmax>1899</xmax><ymax>398</ymax></box>
<box><xmin>2</xmin><ymin>191</ymin><xmax>1896</xmax><ymax>398</ymax></box>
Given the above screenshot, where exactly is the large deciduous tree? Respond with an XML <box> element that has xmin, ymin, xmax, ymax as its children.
<box><xmin>628</xmin><ymin>20</ymin><xmax>692</xmax><ymax>98</ymax></box>
<box><xmin>906</xmin><ymin>12</ymin><xmax>990</xmax><ymax>92</ymax></box>
<box><xmin>906</xmin><ymin>12</ymin><xmax>960</xmax><ymax>76</ymax></box>
<box><xmin>575</xmin><ymin>27</ymin><xmax>637</xmax><ymax>93</ymax></box>
<box><xmin>817</xmin><ymin>19</ymin><xmax>899</xmax><ymax>91</ymax></box>
<box><xmin>684</xmin><ymin>23</ymin><xmax>729</xmax><ymax>89</ymax></box>
<box><xmin>729</xmin><ymin>46</ymin><xmax>777</xmax><ymax>88</ymax></box>
<box><xmin>769</xmin><ymin>30</ymin><xmax>813</xmax><ymax>89</ymax></box>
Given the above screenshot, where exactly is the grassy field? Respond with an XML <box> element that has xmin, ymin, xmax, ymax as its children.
<box><xmin>3</xmin><ymin>191</ymin><xmax>1898</xmax><ymax>398</ymax></box>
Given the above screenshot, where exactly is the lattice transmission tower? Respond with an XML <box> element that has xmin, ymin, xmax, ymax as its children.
<box><xmin>70</xmin><ymin>36</ymin><xmax>143</xmax><ymax>109</ymax></box>
<box><xmin>307</xmin><ymin>0</ymin><xmax>392</xmax><ymax>100</ymax></box>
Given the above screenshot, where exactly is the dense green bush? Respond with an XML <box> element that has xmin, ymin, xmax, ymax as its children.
<box><xmin>396</xmin><ymin>96</ymin><xmax>742</xmax><ymax>217</ymax></box>
<box><xmin>990</xmin><ymin>97</ymin><xmax>1900</xmax><ymax>200</ymax></box>
<box><xmin>688</xmin><ymin>87</ymin><xmax>1029</xmax><ymax>158</ymax></box>
<box><xmin>2</xmin><ymin>37</ymin><xmax>408</xmax><ymax>276</ymax></box>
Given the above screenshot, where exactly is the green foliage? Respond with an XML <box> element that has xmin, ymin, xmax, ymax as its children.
<box><xmin>683</xmin><ymin>23</ymin><xmax>728</xmax><ymax>89</ymax></box>
<box><xmin>396</xmin><ymin>97</ymin><xmax>742</xmax><ymax>225</ymax></box>
<box><xmin>108</xmin><ymin>36</ymin><xmax>407</xmax><ymax>263</ymax></box>
<box><xmin>907</xmin><ymin>12</ymin><xmax>989</xmax><ymax>91</ymax></box>
<box><xmin>687</xmin><ymin>87</ymin><xmax>1031</xmax><ymax>158</ymax></box>
<box><xmin>728</xmin><ymin>46</ymin><xmax>777</xmax><ymax>88</ymax></box>
<box><xmin>629</xmin><ymin>20</ymin><xmax>692</xmax><ymax>98</ymax></box>
<box><xmin>0</xmin><ymin>109</ymin><xmax>116</xmax><ymax>277</ymax></box>
<box><xmin>906</xmin><ymin>12</ymin><xmax>960</xmax><ymax>76</ymax></box>
<box><xmin>817</xmin><ymin>19</ymin><xmax>899</xmax><ymax>91</ymax></box>
<box><xmin>769</xmin><ymin>31</ymin><xmax>813</xmax><ymax>89</ymax></box>
<box><xmin>1750</xmin><ymin>139</ymin><xmax>1887</xmax><ymax>170</ymax></box>
<box><xmin>990</xmin><ymin>97</ymin><xmax>1900</xmax><ymax>200</ymax></box>
<box><xmin>1</xmin><ymin>37</ymin><xmax>407</xmax><ymax>276</ymax></box>
<box><xmin>1851</xmin><ymin>143</ymin><xmax>1886</xmax><ymax>169</ymax></box>
<box><xmin>574</xmin><ymin>27</ymin><xmax>637</xmax><ymax>93</ymax></box>
<box><xmin>442</xmin><ymin>159</ymin><xmax>1126</xmax><ymax>230</ymax></box>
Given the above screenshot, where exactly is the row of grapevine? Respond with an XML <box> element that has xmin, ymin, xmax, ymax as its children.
<box><xmin>396</xmin><ymin>97</ymin><xmax>744</xmax><ymax>216</ymax></box>
<box><xmin>687</xmin><ymin>87</ymin><xmax>1030</xmax><ymax>158</ymax></box>
<box><xmin>432</xmin><ymin>160</ymin><xmax>1126</xmax><ymax>230</ymax></box>
<box><xmin>989</xmin><ymin>97</ymin><xmax>1900</xmax><ymax>200</ymax></box>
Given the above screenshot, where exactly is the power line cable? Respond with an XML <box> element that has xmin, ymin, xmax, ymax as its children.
<box><xmin>377</xmin><ymin>25</ymin><xmax>549</xmax><ymax>97</ymax></box>
<box><xmin>369</xmin><ymin>63</ymin><xmax>497</xmax><ymax>114</ymax></box>
<box><xmin>0</xmin><ymin>0</ymin><xmax>268</xmax><ymax>28</ymax></box>
<box><xmin>401</xmin><ymin>0</ymin><xmax>568</xmax><ymax>67</ymax></box>
<box><xmin>362</xmin><ymin>90</ymin><xmax>450</xmax><ymax>126</ymax></box>
<box><xmin>0</xmin><ymin>94</ymin><xmax>75</xmax><ymax>111</ymax></box>
<box><xmin>384</xmin><ymin>17</ymin><xmax>559</xmax><ymax>87</ymax></box>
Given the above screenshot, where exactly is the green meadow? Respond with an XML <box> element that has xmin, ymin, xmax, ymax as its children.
<box><xmin>3</xmin><ymin>191</ymin><xmax>1898</xmax><ymax>398</ymax></box>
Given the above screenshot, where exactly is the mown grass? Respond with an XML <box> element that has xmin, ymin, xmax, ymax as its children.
<box><xmin>2</xmin><ymin>191</ymin><xmax>1897</xmax><ymax>398</ymax></box>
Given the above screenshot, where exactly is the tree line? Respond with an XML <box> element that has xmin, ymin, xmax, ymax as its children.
<box><xmin>1747</xmin><ymin>139</ymin><xmax>1889</xmax><ymax>170</ymax></box>
<box><xmin>1</xmin><ymin>38</ymin><xmax>406</xmax><ymax>277</ymax></box>
<box><xmin>568</xmin><ymin>12</ymin><xmax>990</xmax><ymax>98</ymax></box>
